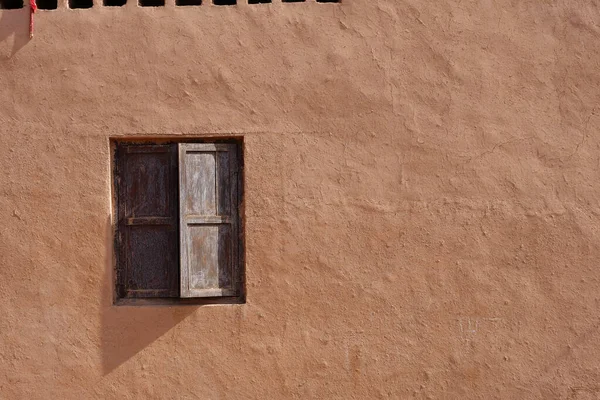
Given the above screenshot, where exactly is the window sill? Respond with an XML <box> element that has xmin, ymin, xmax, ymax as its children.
<box><xmin>113</xmin><ymin>296</ymin><xmax>245</xmax><ymax>307</ymax></box>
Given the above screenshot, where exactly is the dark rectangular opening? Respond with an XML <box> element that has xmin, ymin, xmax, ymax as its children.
<box><xmin>139</xmin><ymin>0</ymin><xmax>164</xmax><ymax>6</ymax></box>
<box><xmin>36</xmin><ymin>0</ymin><xmax>56</xmax><ymax>8</ymax></box>
<box><xmin>104</xmin><ymin>0</ymin><xmax>126</xmax><ymax>6</ymax></box>
<box><xmin>248</xmin><ymin>0</ymin><xmax>270</xmax><ymax>3</ymax></box>
<box><xmin>213</xmin><ymin>0</ymin><xmax>235</xmax><ymax>5</ymax></box>
<box><xmin>69</xmin><ymin>0</ymin><xmax>93</xmax><ymax>8</ymax></box>
<box><xmin>176</xmin><ymin>0</ymin><xmax>201</xmax><ymax>6</ymax></box>
<box><xmin>0</xmin><ymin>0</ymin><xmax>23</xmax><ymax>9</ymax></box>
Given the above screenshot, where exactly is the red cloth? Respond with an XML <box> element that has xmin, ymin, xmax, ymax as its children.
<box><xmin>30</xmin><ymin>0</ymin><xmax>37</xmax><ymax>38</ymax></box>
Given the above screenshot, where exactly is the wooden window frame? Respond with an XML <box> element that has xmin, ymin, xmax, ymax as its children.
<box><xmin>111</xmin><ymin>138</ymin><xmax>245</xmax><ymax>306</ymax></box>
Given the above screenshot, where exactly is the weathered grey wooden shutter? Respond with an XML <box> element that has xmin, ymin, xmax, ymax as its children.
<box><xmin>178</xmin><ymin>143</ymin><xmax>240</xmax><ymax>298</ymax></box>
<box><xmin>116</xmin><ymin>144</ymin><xmax>179</xmax><ymax>299</ymax></box>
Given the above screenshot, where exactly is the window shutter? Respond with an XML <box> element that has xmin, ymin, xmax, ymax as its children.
<box><xmin>178</xmin><ymin>143</ymin><xmax>241</xmax><ymax>298</ymax></box>
<box><xmin>116</xmin><ymin>144</ymin><xmax>179</xmax><ymax>298</ymax></box>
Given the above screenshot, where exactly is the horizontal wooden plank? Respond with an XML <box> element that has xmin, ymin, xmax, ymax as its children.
<box><xmin>182</xmin><ymin>288</ymin><xmax>238</xmax><ymax>298</ymax></box>
<box><xmin>184</xmin><ymin>216</ymin><xmax>231</xmax><ymax>224</ymax></box>
<box><xmin>181</xmin><ymin>143</ymin><xmax>236</xmax><ymax>153</ymax></box>
<box><xmin>125</xmin><ymin>289</ymin><xmax>176</xmax><ymax>297</ymax></box>
<box><xmin>124</xmin><ymin>145</ymin><xmax>170</xmax><ymax>154</ymax></box>
<box><xmin>126</xmin><ymin>217</ymin><xmax>175</xmax><ymax>226</ymax></box>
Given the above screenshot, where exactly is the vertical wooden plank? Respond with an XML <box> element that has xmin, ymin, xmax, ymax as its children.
<box><xmin>217</xmin><ymin>224</ymin><xmax>233</xmax><ymax>288</ymax></box>
<box><xmin>125</xmin><ymin>151</ymin><xmax>172</xmax><ymax>217</ymax></box>
<box><xmin>187</xmin><ymin>225</ymin><xmax>219</xmax><ymax>289</ymax></box>
<box><xmin>184</xmin><ymin>151</ymin><xmax>216</xmax><ymax>215</ymax></box>
<box><xmin>217</xmin><ymin>150</ymin><xmax>232</xmax><ymax>216</ymax></box>
<box><xmin>179</xmin><ymin>144</ymin><xmax>190</xmax><ymax>297</ymax></box>
<box><xmin>227</xmin><ymin>145</ymin><xmax>240</xmax><ymax>292</ymax></box>
<box><xmin>179</xmin><ymin>143</ymin><xmax>240</xmax><ymax>298</ymax></box>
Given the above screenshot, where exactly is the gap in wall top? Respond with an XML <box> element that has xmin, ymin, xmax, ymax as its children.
<box><xmin>1</xmin><ymin>0</ymin><xmax>339</xmax><ymax>10</ymax></box>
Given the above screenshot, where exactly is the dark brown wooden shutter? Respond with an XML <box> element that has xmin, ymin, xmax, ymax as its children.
<box><xmin>116</xmin><ymin>144</ymin><xmax>179</xmax><ymax>299</ymax></box>
<box><xmin>178</xmin><ymin>143</ymin><xmax>241</xmax><ymax>298</ymax></box>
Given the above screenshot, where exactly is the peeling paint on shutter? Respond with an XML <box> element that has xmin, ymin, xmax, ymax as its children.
<box><xmin>178</xmin><ymin>143</ymin><xmax>240</xmax><ymax>298</ymax></box>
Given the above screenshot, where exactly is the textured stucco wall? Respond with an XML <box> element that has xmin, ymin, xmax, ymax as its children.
<box><xmin>1</xmin><ymin>1</ymin><xmax>600</xmax><ymax>398</ymax></box>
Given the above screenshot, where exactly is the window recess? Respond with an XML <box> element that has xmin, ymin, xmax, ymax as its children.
<box><xmin>113</xmin><ymin>141</ymin><xmax>244</xmax><ymax>304</ymax></box>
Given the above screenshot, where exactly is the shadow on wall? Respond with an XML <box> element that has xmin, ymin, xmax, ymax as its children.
<box><xmin>101</xmin><ymin>216</ymin><xmax>197</xmax><ymax>375</ymax></box>
<box><xmin>0</xmin><ymin>9</ymin><xmax>30</xmax><ymax>57</ymax></box>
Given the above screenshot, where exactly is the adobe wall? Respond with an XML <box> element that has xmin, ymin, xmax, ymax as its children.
<box><xmin>1</xmin><ymin>1</ymin><xmax>600</xmax><ymax>398</ymax></box>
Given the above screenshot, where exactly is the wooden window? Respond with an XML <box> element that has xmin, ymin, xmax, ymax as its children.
<box><xmin>114</xmin><ymin>141</ymin><xmax>244</xmax><ymax>304</ymax></box>
<box><xmin>115</xmin><ymin>144</ymin><xmax>179</xmax><ymax>299</ymax></box>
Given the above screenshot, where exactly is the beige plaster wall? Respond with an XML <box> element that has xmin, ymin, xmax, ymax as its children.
<box><xmin>1</xmin><ymin>1</ymin><xmax>600</xmax><ymax>398</ymax></box>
